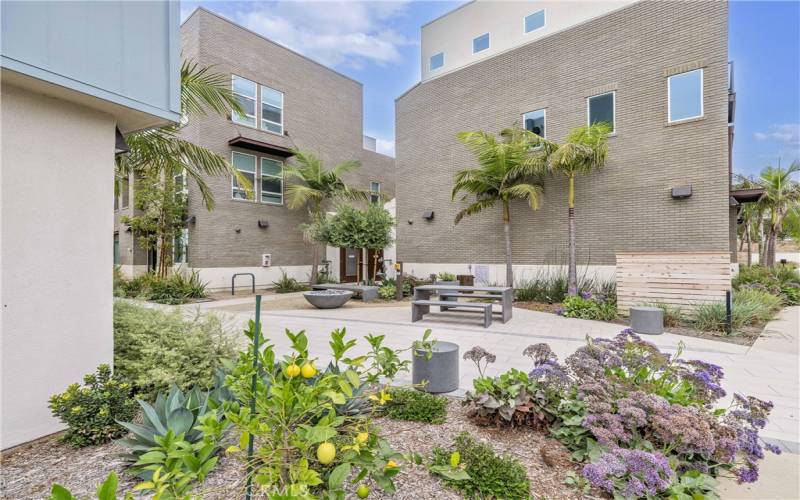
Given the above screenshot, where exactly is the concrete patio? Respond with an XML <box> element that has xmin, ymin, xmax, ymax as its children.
<box><xmin>197</xmin><ymin>298</ymin><xmax>800</xmax><ymax>454</ymax></box>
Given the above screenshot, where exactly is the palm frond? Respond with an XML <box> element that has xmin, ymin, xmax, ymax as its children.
<box><xmin>503</xmin><ymin>183</ymin><xmax>544</xmax><ymax>210</ymax></box>
<box><xmin>180</xmin><ymin>60</ymin><xmax>244</xmax><ymax>117</ymax></box>
<box><xmin>454</xmin><ymin>197</ymin><xmax>498</xmax><ymax>224</ymax></box>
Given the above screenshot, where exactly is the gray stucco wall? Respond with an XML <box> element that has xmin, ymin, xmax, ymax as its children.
<box><xmin>177</xmin><ymin>9</ymin><xmax>395</xmax><ymax>269</ymax></box>
<box><xmin>395</xmin><ymin>0</ymin><xmax>731</xmax><ymax>267</ymax></box>
<box><xmin>1</xmin><ymin>0</ymin><xmax>180</xmax><ymax>129</ymax></box>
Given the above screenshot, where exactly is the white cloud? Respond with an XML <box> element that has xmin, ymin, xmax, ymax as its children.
<box><xmin>375</xmin><ymin>137</ymin><xmax>395</xmax><ymax>157</ymax></box>
<box><xmin>754</xmin><ymin>123</ymin><xmax>800</xmax><ymax>146</ymax></box>
<box><xmin>232</xmin><ymin>1</ymin><xmax>414</xmax><ymax>68</ymax></box>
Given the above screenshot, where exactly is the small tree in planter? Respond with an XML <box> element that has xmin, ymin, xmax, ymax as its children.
<box><xmin>328</xmin><ymin>205</ymin><xmax>394</xmax><ymax>284</ymax></box>
<box><xmin>363</xmin><ymin>205</ymin><xmax>395</xmax><ymax>282</ymax></box>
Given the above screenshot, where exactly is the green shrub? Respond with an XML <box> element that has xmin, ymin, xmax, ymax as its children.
<box><xmin>692</xmin><ymin>288</ymin><xmax>783</xmax><ymax>333</ymax></box>
<box><xmin>272</xmin><ymin>269</ymin><xmax>308</xmax><ymax>293</ymax></box>
<box><xmin>378</xmin><ymin>283</ymin><xmax>397</xmax><ymax>300</ymax></box>
<box><xmin>643</xmin><ymin>301</ymin><xmax>684</xmax><ymax>327</ymax></box>
<box><xmin>432</xmin><ymin>432</ymin><xmax>530</xmax><ymax>500</ymax></box>
<box><xmin>436</xmin><ymin>271</ymin><xmax>457</xmax><ymax>281</ymax></box>
<box><xmin>560</xmin><ymin>293</ymin><xmax>617</xmax><ymax>321</ymax></box>
<box><xmin>734</xmin><ymin>264</ymin><xmax>800</xmax><ymax>305</ymax></box>
<box><xmin>385</xmin><ymin>388</ymin><xmax>447</xmax><ymax>424</ymax></box>
<box><xmin>48</xmin><ymin>365</ymin><xmax>137</xmax><ymax>447</ymax></box>
<box><xmin>514</xmin><ymin>268</ymin><xmax>612</xmax><ymax>303</ymax></box>
<box><xmin>115</xmin><ymin>271</ymin><xmax>207</xmax><ymax>304</ymax></box>
<box><xmin>113</xmin><ymin>301</ymin><xmax>237</xmax><ymax>400</ymax></box>
<box><xmin>49</xmin><ymin>472</ymin><xmax>121</xmax><ymax>500</ymax></box>
<box><xmin>381</xmin><ymin>277</ymin><xmax>412</xmax><ymax>297</ymax></box>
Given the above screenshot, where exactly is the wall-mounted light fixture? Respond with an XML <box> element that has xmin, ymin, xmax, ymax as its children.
<box><xmin>257</xmin><ymin>219</ymin><xmax>269</xmax><ymax>229</ymax></box>
<box><xmin>235</xmin><ymin>228</ymin><xmax>242</xmax><ymax>233</ymax></box>
<box><xmin>188</xmin><ymin>215</ymin><xmax>197</xmax><ymax>225</ymax></box>
<box><xmin>423</xmin><ymin>210</ymin><xmax>435</xmax><ymax>221</ymax></box>
<box><xmin>407</xmin><ymin>219</ymin><xmax>413</xmax><ymax>225</ymax></box>
<box><xmin>671</xmin><ymin>185</ymin><xmax>692</xmax><ymax>199</ymax></box>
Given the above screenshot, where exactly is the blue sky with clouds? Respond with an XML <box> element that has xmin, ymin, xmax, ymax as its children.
<box><xmin>181</xmin><ymin>1</ymin><xmax>800</xmax><ymax>176</ymax></box>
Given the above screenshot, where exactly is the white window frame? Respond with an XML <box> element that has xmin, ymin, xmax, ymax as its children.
<box><xmin>370</xmin><ymin>181</ymin><xmax>381</xmax><ymax>204</ymax></box>
<box><xmin>668</xmin><ymin>68</ymin><xmax>704</xmax><ymax>124</ymax></box>
<box><xmin>587</xmin><ymin>91</ymin><xmax>616</xmax><ymax>133</ymax></box>
<box><xmin>231</xmin><ymin>151</ymin><xmax>257</xmax><ymax>201</ymax></box>
<box><xmin>472</xmin><ymin>32</ymin><xmax>490</xmax><ymax>54</ymax></box>
<box><xmin>173</xmin><ymin>228</ymin><xmax>189</xmax><ymax>264</ymax></box>
<box><xmin>260</xmin><ymin>157</ymin><xmax>284</xmax><ymax>205</ymax></box>
<box><xmin>429</xmin><ymin>52</ymin><xmax>445</xmax><ymax>71</ymax></box>
<box><xmin>522</xmin><ymin>108</ymin><xmax>547</xmax><ymax>139</ymax></box>
<box><xmin>260</xmin><ymin>84</ymin><xmax>284</xmax><ymax>135</ymax></box>
<box><xmin>523</xmin><ymin>9</ymin><xmax>546</xmax><ymax>34</ymax></box>
<box><xmin>231</xmin><ymin>75</ymin><xmax>257</xmax><ymax>127</ymax></box>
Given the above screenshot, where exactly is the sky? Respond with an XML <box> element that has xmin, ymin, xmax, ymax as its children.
<box><xmin>180</xmin><ymin>1</ymin><xmax>800</xmax><ymax>176</ymax></box>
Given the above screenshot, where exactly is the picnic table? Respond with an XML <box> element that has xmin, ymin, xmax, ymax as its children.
<box><xmin>411</xmin><ymin>285</ymin><xmax>513</xmax><ymax>328</ymax></box>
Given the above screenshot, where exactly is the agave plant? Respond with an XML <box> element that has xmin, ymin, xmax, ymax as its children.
<box><xmin>117</xmin><ymin>375</ymin><xmax>232</xmax><ymax>468</ymax></box>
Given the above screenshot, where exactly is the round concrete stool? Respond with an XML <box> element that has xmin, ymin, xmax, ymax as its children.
<box><xmin>629</xmin><ymin>306</ymin><xmax>664</xmax><ymax>335</ymax></box>
<box><xmin>412</xmin><ymin>341</ymin><xmax>459</xmax><ymax>393</ymax></box>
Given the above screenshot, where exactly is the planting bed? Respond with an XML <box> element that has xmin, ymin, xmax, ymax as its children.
<box><xmin>0</xmin><ymin>400</ymin><xmax>585</xmax><ymax>500</ymax></box>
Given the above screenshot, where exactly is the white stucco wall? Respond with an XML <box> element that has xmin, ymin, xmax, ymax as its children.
<box><xmin>1</xmin><ymin>83</ymin><xmax>115</xmax><ymax>449</ymax></box>
<box><xmin>421</xmin><ymin>0</ymin><xmax>637</xmax><ymax>81</ymax></box>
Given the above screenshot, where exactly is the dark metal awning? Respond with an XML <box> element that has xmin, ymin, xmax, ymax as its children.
<box><xmin>228</xmin><ymin>136</ymin><xmax>294</xmax><ymax>157</ymax></box>
<box><xmin>730</xmin><ymin>188</ymin><xmax>765</xmax><ymax>204</ymax></box>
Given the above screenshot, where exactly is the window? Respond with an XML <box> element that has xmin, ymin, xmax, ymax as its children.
<box><xmin>370</xmin><ymin>181</ymin><xmax>381</xmax><ymax>204</ymax></box>
<box><xmin>473</xmin><ymin>33</ymin><xmax>490</xmax><ymax>53</ymax></box>
<box><xmin>260</xmin><ymin>158</ymin><xmax>283</xmax><ymax>204</ymax></box>
<box><xmin>260</xmin><ymin>85</ymin><xmax>284</xmax><ymax>134</ymax></box>
<box><xmin>113</xmin><ymin>233</ymin><xmax>120</xmax><ymax>265</ymax></box>
<box><xmin>120</xmin><ymin>174</ymin><xmax>130</xmax><ymax>208</ymax></box>
<box><xmin>174</xmin><ymin>228</ymin><xmax>188</xmax><ymax>264</ymax></box>
<box><xmin>525</xmin><ymin>9</ymin><xmax>545</xmax><ymax>33</ymax></box>
<box><xmin>429</xmin><ymin>52</ymin><xmax>444</xmax><ymax>71</ymax></box>
<box><xmin>232</xmin><ymin>75</ymin><xmax>257</xmax><ymax>127</ymax></box>
<box><xmin>668</xmin><ymin>69</ymin><xmax>703</xmax><ymax>123</ymax></box>
<box><xmin>232</xmin><ymin>151</ymin><xmax>256</xmax><ymax>200</ymax></box>
<box><xmin>114</xmin><ymin>179</ymin><xmax>119</xmax><ymax>210</ymax></box>
<box><xmin>523</xmin><ymin>109</ymin><xmax>546</xmax><ymax>138</ymax></box>
<box><xmin>588</xmin><ymin>91</ymin><xmax>615</xmax><ymax>132</ymax></box>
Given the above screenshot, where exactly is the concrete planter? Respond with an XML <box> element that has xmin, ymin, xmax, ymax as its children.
<box><xmin>303</xmin><ymin>290</ymin><xmax>353</xmax><ymax>309</ymax></box>
<box><xmin>630</xmin><ymin>306</ymin><xmax>664</xmax><ymax>335</ymax></box>
<box><xmin>412</xmin><ymin>341</ymin><xmax>459</xmax><ymax>393</ymax></box>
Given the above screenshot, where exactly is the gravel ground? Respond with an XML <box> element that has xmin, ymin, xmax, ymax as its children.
<box><xmin>1</xmin><ymin>400</ymin><xmax>588</xmax><ymax>499</ymax></box>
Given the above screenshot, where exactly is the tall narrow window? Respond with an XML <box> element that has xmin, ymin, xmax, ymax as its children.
<box><xmin>232</xmin><ymin>75</ymin><xmax>257</xmax><ymax>127</ymax></box>
<box><xmin>370</xmin><ymin>181</ymin><xmax>381</xmax><ymax>204</ymax></box>
<box><xmin>525</xmin><ymin>9</ymin><xmax>545</xmax><ymax>33</ymax></box>
<box><xmin>232</xmin><ymin>151</ymin><xmax>256</xmax><ymax>200</ymax></box>
<box><xmin>260</xmin><ymin>158</ymin><xmax>283</xmax><ymax>204</ymax></box>
<box><xmin>668</xmin><ymin>69</ymin><xmax>703</xmax><ymax>122</ymax></box>
<box><xmin>260</xmin><ymin>85</ymin><xmax>284</xmax><ymax>134</ymax></box>
<box><xmin>120</xmin><ymin>174</ymin><xmax>130</xmax><ymax>208</ymax></box>
<box><xmin>473</xmin><ymin>33</ymin><xmax>490</xmax><ymax>53</ymax></box>
<box><xmin>114</xmin><ymin>179</ymin><xmax>119</xmax><ymax>210</ymax></box>
<box><xmin>113</xmin><ymin>233</ymin><xmax>120</xmax><ymax>265</ymax></box>
<box><xmin>429</xmin><ymin>52</ymin><xmax>444</xmax><ymax>71</ymax></box>
<box><xmin>588</xmin><ymin>91</ymin><xmax>615</xmax><ymax>132</ymax></box>
<box><xmin>523</xmin><ymin>109</ymin><xmax>546</xmax><ymax>138</ymax></box>
<box><xmin>173</xmin><ymin>228</ymin><xmax>188</xmax><ymax>264</ymax></box>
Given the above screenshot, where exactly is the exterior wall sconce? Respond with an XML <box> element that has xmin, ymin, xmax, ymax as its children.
<box><xmin>423</xmin><ymin>210</ymin><xmax>435</xmax><ymax>220</ymax></box>
<box><xmin>258</xmin><ymin>220</ymin><xmax>269</xmax><ymax>228</ymax></box>
<box><xmin>671</xmin><ymin>185</ymin><xmax>692</xmax><ymax>199</ymax></box>
<box><xmin>407</xmin><ymin>219</ymin><xmax>413</xmax><ymax>225</ymax></box>
<box><xmin>235</xmin><ymin>228</ymin><xmax>241</xmax><ymax>233</ymax></box>
<box><xmin>188</xmin><ymin>215</ymin><xmax>197</xmax><ymax>225</ymax></box>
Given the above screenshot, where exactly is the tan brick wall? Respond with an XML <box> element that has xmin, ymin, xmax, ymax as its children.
<box><xmin>173</xmin><ymin>10</ymin><xmax>394</xmax><ymax>269</ymax></box>
<box><xmin>396</xmin><ymin>1</ymin><xmax>730</xmax><ymax>267</ymax></box>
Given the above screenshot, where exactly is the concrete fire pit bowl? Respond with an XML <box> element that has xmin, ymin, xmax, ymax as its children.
<box><xmin>303</xmin><ymin>289</ymin><xmax>353</xmax><ymax>309</ymax></box>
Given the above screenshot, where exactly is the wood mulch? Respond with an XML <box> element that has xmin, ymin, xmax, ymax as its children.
<box><xmin>0</xmin><ymin>400</ymin><xmax>590</xmax><ymax>500</ymax></box>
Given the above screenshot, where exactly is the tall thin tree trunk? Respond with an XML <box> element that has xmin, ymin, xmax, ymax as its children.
<box><xmin>502</xmin><ymin>201</ymin><xmax>513</xmax><ymax>287</ymax></box>
<box><xmin>310</xmin><ymin>244</ymin><xmax>320</xmax><ymax>285</ymax></box>
<box><xmin>746</xmin><ymin>224</ymin><xmax>752</xmax><ymax>267</ymax></box>
<box><xmin>567</xmin><ymin>174</ymin><xmax>578</xmax><ymax>296</ymax></box>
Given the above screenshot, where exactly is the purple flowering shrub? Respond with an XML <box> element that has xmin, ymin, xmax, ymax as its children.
<box><xmin>463</xmin><ymin>330</ymin><xmax>779</xmax><ymax>498</ymax></box>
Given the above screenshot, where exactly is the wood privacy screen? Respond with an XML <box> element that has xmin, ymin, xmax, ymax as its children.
<box><xmin>616</xmin><ymin>252</ymin><xmax>732</xmax><ymax>315</ymax></box>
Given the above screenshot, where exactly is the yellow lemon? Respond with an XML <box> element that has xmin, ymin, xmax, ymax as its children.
<box><xmin>286</xmin><ymin>364</ymin><xmax>301</xmax><ymax>378</ymax></box>
<box><xmin>317</xmin><ymin>442</ymin><xmax>336</xmax><ymax>464</ymax></box>
<box><xmin>385</xmin><ymin>460</ymin><xmax>398</xmax><ymax>470</ymax></box>
<box><xmin>450</xmin><ymin>451</ymin><xmax>461</xmax><ymax>468</ymax></box>
<box><xmin>356</xmin><ymin>484</ymin><xmax>370</xmax><ymax>498</ymax></box>
<box><xmin>301</xmin><ymin>362</ymin><xmax>317</xmax><ymax>379</ymax></box>
<box><xmin>356</xmin><ymin>432</ymin><xmax>369</xmax><ymax>444</ymax></box>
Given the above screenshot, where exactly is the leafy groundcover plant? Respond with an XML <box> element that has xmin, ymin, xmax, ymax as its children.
<box><xmin>114</xmin><ymin>270</ymin><xmax>208</xmax><ymax>304</ymax></box>
<box><xmin>462</xmin><ymin>330</ymin><xmax>779</xmax><ymax>499</ymax></box>
<box><xmin>385</xmin><ymin>388</ymin><xmax>448</xmax><ymax>424</ymax></box>
<box><xmin>558</xmin><ymin>291</ymin><xmax>617</xmax><ymax>321</ymax></box>
<box><xmin>113</xmin><ymin>300</ymin><xmax>237</xmax><ymax>400</ymax></box>
<box><xmin>733</xmin><ymin>264</ymin><xmax>800</xmax><ymax>305</ymax></box>
<box><xmin>48</xmin><ymin>365</ymin><xmax>137</xmax><ymax>447</ymax></box>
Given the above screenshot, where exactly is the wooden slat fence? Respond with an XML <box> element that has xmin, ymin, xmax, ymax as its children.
<box><xmin>616</xmin><ymin>252</ymin><xmax>732</xmax><ymax>315</ymax></box>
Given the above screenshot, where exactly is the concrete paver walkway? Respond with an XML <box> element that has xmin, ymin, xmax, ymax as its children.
<box><xmin>199</xmin><ymin>299</ymin><xmax>799</xmax><ymax>452</ymax></box>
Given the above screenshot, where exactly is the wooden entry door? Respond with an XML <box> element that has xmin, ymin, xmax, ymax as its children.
<box><xmin>340</xmin><ymin>248</ymin><xmax>360</xmax><ymax>283</ymax></box>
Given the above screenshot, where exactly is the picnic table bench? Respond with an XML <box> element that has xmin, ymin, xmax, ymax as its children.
<box><xmin>311</xmin><ymin>283</ymin><xmax>379</xmax><ymax>302</ymax></box>
<box><xmin>411</xmin><ymin>285</ymin><xmax>513</xmax><ymax>328</ymax></box>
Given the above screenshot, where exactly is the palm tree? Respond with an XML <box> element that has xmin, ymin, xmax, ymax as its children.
<box><xmin>115</xmin><ymin>61</ymin><xmax>251</xmax><ymax>276</ymax></box>
<box><xmin>452</xmin><ymin>127</ymin><xmax>547</xmax><ymax>287</ymax></box>
<box><xmin>116</xmin><ymin>60</ymin><xmax>251</xmax><ymax>211</ymax></box>
<box><xmin>284</xmin><ymin>151</ymin><xmax>370</xmax><ymax>284</ymax></box>
<box><xmin>757</xmin><ymin>161</ymin><xmax>800</xmax><ymax>267</ymax></box>
<box><xmin>734</xmin><ymin>175</ymin><xmax>763</xmax><ymax>267</ymax></box>
<box><xmin>539</xmin><ymin>123</ymin><xmax>611</xmax><ymax>295</ymax></box>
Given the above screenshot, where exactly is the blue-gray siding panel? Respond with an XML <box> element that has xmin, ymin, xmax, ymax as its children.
<box><xmin>1</xmin><ymin>0</ymin><xmax>180</xmax><ymax>121</ymax></box>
